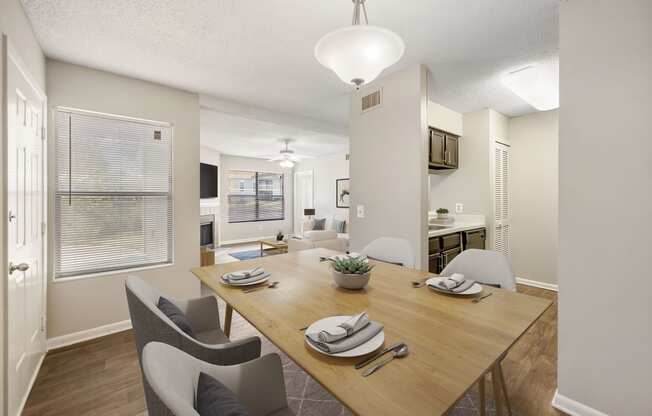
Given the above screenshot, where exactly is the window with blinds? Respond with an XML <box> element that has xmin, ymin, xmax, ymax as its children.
<box><xmin>227</xmin><ymin>170</ymin><xmax>284</xmax><ymax>223</ymax></box>
<box><xmin>54</xmin><ymin>108</ymin><xmax>173</xmax><ymax>279</ymax></box>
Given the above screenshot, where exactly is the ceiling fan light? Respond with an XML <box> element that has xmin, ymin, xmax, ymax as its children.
<box><xmin>280</xmin><ymin>159</ymin><xmax>295</xmax><ymax>168</ymax></box>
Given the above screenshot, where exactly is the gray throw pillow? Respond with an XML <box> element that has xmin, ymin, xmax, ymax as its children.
<box><xmin>157</xmin><ymin>296</ymin><xmax>195</xmax><ymax>338</ymax></box>
<box><xmin>312</xmin><ymin>218</ymin><xmax>326</xmax><ymax>230</ymax></box>
<box><xmin>196</xmin><ymin>372</ymin><xmax>251</xmax><ymax>416</ymax></box>
<box><xmin>332</xmin><ymin>219</ymin><xmax>346</xmax><ymax>233</ymax></box>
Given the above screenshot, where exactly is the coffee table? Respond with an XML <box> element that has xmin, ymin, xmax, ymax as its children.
<box><xmin>258</xmin><ymin>238</ymin><xmax>288</xmax><ymax>257</ymax></box>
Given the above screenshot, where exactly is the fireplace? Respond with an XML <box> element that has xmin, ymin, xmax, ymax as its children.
<box><xmin>200</xmin><ymin>214</ymin><xmax>215</xmax><ymax>249</ymax></box>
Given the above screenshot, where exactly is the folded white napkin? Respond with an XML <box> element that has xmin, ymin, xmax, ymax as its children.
<box><xmin>227</xmin><ymin>267</ymin><xmax>265</xmax><ymax>281</ymax></box>
<box><xmin>439</xmin><ymin>273</ymin><xmax>466</xmax><ymax>290</ymax></box>
<box><xmin>309</xmin><ymin>311</ymin><xmax>370</xmax><ymax>343</ymax></box>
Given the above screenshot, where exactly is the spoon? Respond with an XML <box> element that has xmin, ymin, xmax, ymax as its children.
<box><xmin>361</xmin><ymin>345</ymin><xmax>409</xmax><ymax>377</ymax></box>
<box><xmin>243</xmin><ymin>281</ymin><xmax>279</xmax><ymax>293</ymax></box>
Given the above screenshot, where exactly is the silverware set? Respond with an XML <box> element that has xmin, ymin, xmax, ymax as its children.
<box><xmin>472</xmin><ymin>292</ymin><xmax>493</xmax><ymax>303</ymax></box>
<box><xmin>243</xmin><ymin>281</ymin><xmax>279</xmax><ymax>293</ymax></box>
<box><xmin>355</xmin><ymin>341</ymin><xmax>409</xmax><ymax>376</ymax></box>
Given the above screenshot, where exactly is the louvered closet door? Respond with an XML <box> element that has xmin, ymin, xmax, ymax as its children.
<box><xmin>494</xmin><ymin>142</ymin><xmax>511</xmax><ymax>256</ymax></box>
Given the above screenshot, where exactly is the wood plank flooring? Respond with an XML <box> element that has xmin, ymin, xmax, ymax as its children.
<box><xmin>23</xmin><ymin>285</ymin><xmax>564</xmax><ymax>416</ymax></box>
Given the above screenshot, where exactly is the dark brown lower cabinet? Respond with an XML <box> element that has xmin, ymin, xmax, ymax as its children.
<box><xmin>428</xmin><ymin>228</ymin><xmax>485</xmax><ymax>274</ymax></box>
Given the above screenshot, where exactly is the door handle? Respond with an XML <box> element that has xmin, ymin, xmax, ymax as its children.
<box><xmin>9</xmin><ymin>262</ymin><xmax>30</xmax><ymax>274</ymax></box>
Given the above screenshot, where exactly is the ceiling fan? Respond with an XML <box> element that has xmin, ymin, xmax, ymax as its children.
<box><xmin>265</xmin><ymin>139</ymin><xmax>313</xmax><ymax>168</ymax></box>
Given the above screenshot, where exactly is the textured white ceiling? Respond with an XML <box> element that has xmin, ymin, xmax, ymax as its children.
<box><xmin>200</xmin><ymin>109</ymin><xmax>348</xmax><ymax>159</ymax></box>
<box><xmin>22</xmin><ymin>0</ymin><xmax>559</xmax><ymax>124</ymax></box>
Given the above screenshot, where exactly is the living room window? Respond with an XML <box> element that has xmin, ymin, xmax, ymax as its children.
<box><xmin>54</xmin><ymin>108</ymin><xmax>173</xmax><ymax>279</ymax></box>
<box><xmin>227</xmin><ymin>170</ymin><xmax>284</xmax><ymax>223</ymax></box>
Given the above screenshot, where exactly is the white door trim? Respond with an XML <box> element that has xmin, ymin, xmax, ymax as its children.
<box><xmin>293</xmin><ymin>169</ymin><xmax>314</xmax><ymax>235</ymax></box>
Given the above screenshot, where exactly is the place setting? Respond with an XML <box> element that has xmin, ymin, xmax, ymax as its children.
<box><xmin>219</xmin><ymin>266</ymin><xmax>279</xmax><ymax>293</ymax></box>
<box><xmin>422</xmin><ymin>273</ymin><xmax>492</xmax><ymax>301</ymax></box>
<box><xmin>303</xmin><ymin>311</ymin><xmax>408</xmax><ymax>377</ymax></box>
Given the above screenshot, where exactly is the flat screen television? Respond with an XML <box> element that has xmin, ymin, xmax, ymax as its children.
<box><xmin>200</xmin><ymin>163</ymin><xmax>218</xmax><ymax>199</ymax></box>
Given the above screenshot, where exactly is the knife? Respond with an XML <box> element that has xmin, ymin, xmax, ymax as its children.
<box><xmin>354</xmin><ymin>342</ymin><xmax>404</xmax><ymax>369</ymax></box>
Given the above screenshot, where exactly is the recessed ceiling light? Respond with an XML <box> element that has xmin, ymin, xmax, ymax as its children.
<box><xmin>502</xmin><ymin>59</ymin><xmax>559</xmax><ymax>111</ymax></box>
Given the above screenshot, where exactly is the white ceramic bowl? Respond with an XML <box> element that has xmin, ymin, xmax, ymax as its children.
<box><xmin>332</xmin><ymin>270</ymin><xmax>370</xmax><ymax>290</ymax></box>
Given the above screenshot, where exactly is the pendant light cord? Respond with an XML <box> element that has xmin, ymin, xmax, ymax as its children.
<box><xmin>352</xmin><ymin>0</ymin><xmax>369</xmax><ymax>25</ymax></box>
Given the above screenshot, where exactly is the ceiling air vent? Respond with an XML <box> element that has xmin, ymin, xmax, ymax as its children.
<box><xmin>361</xmin><ymin>89</ymin><xmax>382</xmax><ymax>113</ymax></box>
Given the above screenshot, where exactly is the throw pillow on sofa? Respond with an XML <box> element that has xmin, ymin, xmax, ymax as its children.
<box><xmin>332</xmin><ymin>219</ymin><xmax>346</xmax><ymax>233</ymax></box>
<box><xmin>312</xmin><ymin>218</ymin><xmax>326</xmax><ymax>230</ymax></box>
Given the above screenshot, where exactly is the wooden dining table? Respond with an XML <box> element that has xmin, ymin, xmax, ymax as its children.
<box><xmin>191</xmin><ymin>248</ymin><xmax>552</xmax><ymax>416</ymax></box>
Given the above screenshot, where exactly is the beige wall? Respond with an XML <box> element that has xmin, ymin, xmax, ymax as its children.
<box><xmin>219</xmin><ymin>155</ymin><xmax>293</xmax><ymax>243</ymax></box>
<box><xmin>1</xmin><ymin>1</ymin><xmax>45</xmax><ymax>412</ymax></box>
<box><xmin>509</xmin><ymin>110</ymin><xmax>558</xmax><ymax>285</ymax></box>
<box><xmin>45</xmin><ymin>60</ymin><xmax>201</xmax><ymax>338</ymax></box>
<box><xmin>294</xmin><ymin>153</ymin><xmax>350</xmax><ymax>229</ymax></box>
<box><xmin>349</xmin><ymin>64</ymin><xmax>429</xmax><ymax>269</ymax></box>
<box><xmin>558</xmin><ymin>1</ymin><xmax>651</xmax><ymax>415</ymax></box>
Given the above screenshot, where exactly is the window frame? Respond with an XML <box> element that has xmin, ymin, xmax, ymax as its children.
<box><xmin>52</xmin><ymin>106</ymin><xmax>175</xmax><ymax>282</ymax></box>
<box><xmin>227</xmin><ymin>170</ymin><xmax>285</xmax><ymax>224</ymax></box>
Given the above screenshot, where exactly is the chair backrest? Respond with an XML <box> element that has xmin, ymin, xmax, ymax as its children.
<box><xmin>361</xmin><ymin>237</ymin><xmax>415</xmax><ymax>268</ymax></box>
<box><xmin>143</xmin><ymin>342</ymin><xmax>287</xmax><ymax>416</ymax></box>
<box><xmin>440</xmin><ymin>249</ymin><xmax>516</xmax><ymax>291</ymax></box>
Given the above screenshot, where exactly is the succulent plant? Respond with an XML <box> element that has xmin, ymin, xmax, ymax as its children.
<box><xmin>436</xmin><ymin>207</ymin><xmax>449</xmax><ymax>214</ymax></box>
<box><xmin>332</xmin><ymin>257</ymin><xmax>373</xmax><ymax>275</ymax></box>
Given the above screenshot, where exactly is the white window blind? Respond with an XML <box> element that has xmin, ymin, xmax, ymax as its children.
<box><xmin>54</xmin><ymin>109</ymin><xmax>173</xmax><ymax>279</ymax></box>
<box><xmin>227</xmin><ymin>170</ymin><xmax>284</xmax><ymax>223</ymax></box>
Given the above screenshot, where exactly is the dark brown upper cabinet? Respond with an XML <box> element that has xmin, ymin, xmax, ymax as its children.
<box><xmin>429</xmin><ymin>127</ymin><xmax>459</xmax><ymax>170</ymax></box>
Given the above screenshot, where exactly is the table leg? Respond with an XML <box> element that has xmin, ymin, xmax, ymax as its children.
<box><xmin>492</xmin><ymin>365</ymin><xmax>504</xmax><ymax>416</ymax></box>
<box><xmin>224</xmin><ymin>304</ymin><xmax>233</xmax><ymax>338</ymax></box>
<box><xmin>497</xmin><ymin>362</ymin><xmax>513</xmax><ymax>416</ymax></box>
<box><xmin>260</xmin><ymin>242</ymin><xmax>263</xmax><ymax>257</ymax></box>
<box><xmin>478</xmin><ymin>373</ymin><xmax>486</xmax><ymax>416</ymax></box>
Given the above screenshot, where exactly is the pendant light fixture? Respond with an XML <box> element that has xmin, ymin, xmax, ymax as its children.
<box><xmin>315</xmin><ymin>0</ymin><xmax>405</xmax><ymax>88</ymax></box>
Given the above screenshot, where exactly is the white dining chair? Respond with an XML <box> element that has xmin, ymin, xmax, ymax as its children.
<box><xmin>440</xmin><ymin>249</ymin><xmax>516</xmax><ymax>291</ymax></box>
<box><xmin>441</xmin><ymin>248</ymin><xmax>516</xmax><ymax>415</ymax></box>
<box><xmin>361</xmin><ymin>237</ymin><xmax>415</xmax><ymax>268</ymax></box>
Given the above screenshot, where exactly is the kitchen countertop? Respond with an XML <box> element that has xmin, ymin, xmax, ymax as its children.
<box><xmin>428</xmin><ymin>221</ymin><xmax>486</xmax><ymax>238</ymax></box>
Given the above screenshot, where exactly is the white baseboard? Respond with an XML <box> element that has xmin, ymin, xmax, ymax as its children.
<box><xmin>219</xmin><ymin>235</ymin><xmax>275</xmax><ymax>246</ymax></box>
<box><xmin>552</xmin><ymin>389</ymin><xmax>609</xmax><ymax>416</ymax></box>
<box><xmin>47</xmin><ymin>319</ymin><xmax>132</xmax><ymax>351</ymax></box>
<box><xmin>15</xmin><ymin>353</ymin><xmax>45</xmax><ymax>416</ymax></box>
<box><xmin>516</xmin><ymin>277</ymin><xmax>558</xmax><ymax>292</ymax></box>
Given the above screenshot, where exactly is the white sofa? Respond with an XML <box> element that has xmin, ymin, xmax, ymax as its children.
<box><xmin>288</xmin><ymin>218</ymin><xmax>349</xmax><ymax>253</ymax></box>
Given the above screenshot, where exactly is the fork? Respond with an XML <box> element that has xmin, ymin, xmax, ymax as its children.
<box><xmin>243</xmin><ymin>281</ymin><xmax>279</xmax><ymax>293</ymax></box>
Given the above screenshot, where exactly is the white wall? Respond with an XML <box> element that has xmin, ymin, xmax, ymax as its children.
<box><xmin>219</xmin><ymin>155</ymin><xmax>293</xmax><ymax>243</ymax></box>
<box><xmin>45</xmin><ymin>60</ymin><xmax>201</xmax><ymax>338</ymax></box>
<box><xmin>349</xmin><ymin>64</ymin><xmax>429</xmax><ymax>269</ymax></box>
<box><xmin>509</xmin><ymin>110</ymin><xmax>558</xmax><ymax>285</ymax></box>
<box><xmin>294</xmin><ymin>153</ymin><xmax>349</xmax><ymax>229</ymax></box>
<box><xmin>428</xmin><ymin>100</ymin><xmax>463</xmax><ymax>136</ymax></box>
<box><xmin>557</xmin><ymin>1</ymin><xmax>651</xmax><ymax>415</ymax></box>
<box><xmin>0</xmin><ymin>1</ymin><xmax>45</xmax><ymax>412</ymax></box>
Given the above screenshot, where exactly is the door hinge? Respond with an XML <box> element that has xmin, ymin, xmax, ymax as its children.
<box><xmin>41</xmin><ymin>221</ymin><xmax>46</xmax><ymax>236</ymax></box>
<box><xmin>41</xmin><ymin>126</ymin><xmax>46</xmax><ymax>140</ymax></box>
<box><xmin>41</xmin><ymin>315</ymin><xmax>46</xmax><ymax>332</ymax></box>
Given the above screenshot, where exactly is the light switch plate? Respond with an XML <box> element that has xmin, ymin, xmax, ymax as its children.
<box><xmin>357</xmin><ymin>205</ymin><xmax>365</xmax><ymax>218</ymax></box>
<box><xmin>455</xmin><ymin>203</ymin><xmax>464</xmax><ymax>213</ymax></box>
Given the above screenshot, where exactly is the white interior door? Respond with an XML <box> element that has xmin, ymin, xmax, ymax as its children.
<box><xmin>293</xmin><ymin>170</ymin><xmax>314</xmax><ymax>236</ymax></box>
<box><xmin>6</xmin><ymin>45</ymin><xmax>47</xmax><ymax>416</ymax></box>
<box><xmin>494</xmin><ymin>142</ymin><xmax>511</xmax><ymax>257</ymax></box>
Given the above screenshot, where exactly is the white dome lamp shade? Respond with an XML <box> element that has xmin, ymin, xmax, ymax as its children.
<box><xmin>315</xmin><ymin>0</ymin><xmax>405</xmax><ymax>88</ymax></box>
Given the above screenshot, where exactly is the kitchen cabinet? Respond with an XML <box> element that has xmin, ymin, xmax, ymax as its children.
<box><xmin>429</xmin><ymin>127</ymin><xmax>459</xmax><ymax>170</ymax></box>
<box><xmin>428</xmin><ymin>228</ymin><xmax>486</xmax><ymax>273</ymax></box>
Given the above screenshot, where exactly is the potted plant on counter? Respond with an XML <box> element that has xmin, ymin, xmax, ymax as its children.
<box><xmin>331</xmin><ymin>257</ymin><xmax>374</xmax><ymax>290</ymax></box>
<box><xmin>436</xmin><ymin>208</ymin><xmax>449</xmax><ymax>219</ymax></box>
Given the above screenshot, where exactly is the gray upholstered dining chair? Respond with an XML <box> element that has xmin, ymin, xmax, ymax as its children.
<box><xmin>126</xmin><ymin>276</ymin><xmax>262</xmax><ymax>412</ymax></box>
<box><xmin>441</xmin><ymin>249</ymin><xmax>516</xmax><ymax>415</ymax></box>
<box><xmin>142</xmin><ymin>341</ymin><xmax>293</xmax><ymax>416</ymax></box>
<box><xmin>440</xmin><ymin>248</ymin><xmax>517</xmax><ymax>291</ymax></box>
<box><xmin>361</xmin><ymin>237</ymin><xmax>415</xmax><ymax>268</ymax></box>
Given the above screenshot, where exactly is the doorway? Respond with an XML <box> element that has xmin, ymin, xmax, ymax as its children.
<box><xmin>293</xmin><ymin>170</ymin><xmax>314</xmax><ymax>236</ymax></box>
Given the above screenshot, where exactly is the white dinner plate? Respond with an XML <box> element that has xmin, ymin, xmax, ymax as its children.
<box><xmin>426</xmin><ymin>277</ymin><xmax>483</xmax><ymax>296</ymax></box>
<box><xmin>220</xmin><ymin>274</ymin><xmax>270</xmax><ymax>287</ymax></box>
<box><xmin>304</xmin><ymin>315</ymin><xmax>385</xmax><ymax>358</ymax></box>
